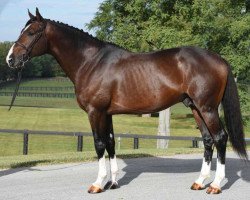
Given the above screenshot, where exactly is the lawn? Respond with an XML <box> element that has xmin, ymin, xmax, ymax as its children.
<box><xmin>0</xmin><ymin>77</ymin><xmax>73</xmax><ymax>88</ymax></box>
<box><xmin>0</xmin><ymin>96</ymin><xmax>78</xmax><ymax>108</ymax></box>
<box><xmin>0</xmin><ymin>78</ymin><xmax>249</xmax><ymax>169</ymax></box>
<box><xmin>0</xmin><ymin>104</ymin><xmax>201</xmax><ymax>156</ymax></box>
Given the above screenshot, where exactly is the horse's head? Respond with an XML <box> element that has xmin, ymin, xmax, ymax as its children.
<box><xmin>6</xmin><ymin>8</ymin><xmax>47</xmax><ymax>69</ymax></box>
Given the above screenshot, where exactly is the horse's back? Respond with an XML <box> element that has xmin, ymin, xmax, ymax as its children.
<box><xmin>107</xmin><ymin>48</ymin><xmax>184</xmax><ymax>114</ymax></box>
<box><xmin>75</xmin><ymin>45</ymin><xmax>229</xmax><ymax>114</ymax></box>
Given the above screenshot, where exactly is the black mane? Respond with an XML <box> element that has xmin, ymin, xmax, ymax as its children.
<box><xmin>46</xmin><ymin>19</ymin><xmax>92</xmax><ymax>38</ymax></box>
<box><xmin>45</xmin><ymin>19</ymin><xmax>123</xmax><ymax>49</ymax></box>
<box><xmin>23</xmin><ymin>17</ymin><xmax>124</xmax><ymax>49</ymax></box>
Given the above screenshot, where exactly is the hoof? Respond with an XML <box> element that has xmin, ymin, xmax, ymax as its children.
<box><xmin>190</xmin><ymin>182</ymin><xmax>205</xmax><ymax>190</ymax></box>
<box><xmin>104</xmin><ymin>180</ymin><xmax>119</xmax><ymax>190</ymax></box>
<box><xmin>206</xmin><ymin>185</ymin><xmax>221</xmax><ymax>194</ymax></box>
<box><xmin>88</xmin><ymin>185</ymin><xmax>103</xmax><ymax>194</ymax></box>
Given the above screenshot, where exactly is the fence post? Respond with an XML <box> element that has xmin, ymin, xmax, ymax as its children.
<box><xmin>23</xmin><ymin>130</ymin><xmax>29</xmax><ymax>155</ymax></box>
<box><xmin>192</xmin><ymin>139</ymin><xmax>198</xmax><ymax>148</ymax></box>
<box><xmin>117</xmin><ymin>137</ymin><xmax>121</xmax><ymax>150</ymax></box>
<box><xmin>77</xmin><ymin>135</ymin><xmax>83</xmax><ymax>152</ymax></box>
<box><xmin>134</xmin><ymin>137</ymin><xmax>139</xmax><ymax>149</ymax></box>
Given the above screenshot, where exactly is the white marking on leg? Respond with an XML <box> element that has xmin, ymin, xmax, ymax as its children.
<box><xmin>211</xmin><ymin>159</ymin><xmax>225</xmax><ymax>188</ymax></box>
<box><xmin>93</xmin><ymin>155</ymin><xmax>107</xmax><ymax>187</ymax></box>
<box><xmin>195</xmin><ymin>158</ymin><xmax>211</xmax><ymax>186</ymax></box>
<box><xmin>6</xmin><ymin>44</ymin><xmax>15</xmax><ymax>65</ymax></box>
<box><xmin>110</xmin><ymin>155</ymin><xmax>118</xmax><ymax>183</ymax></box>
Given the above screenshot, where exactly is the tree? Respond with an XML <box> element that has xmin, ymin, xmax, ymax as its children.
<box><xmin>0</xmin><ymin>42</ymin><xmax>15</xmax><ymax>81</ymax></box>
<box><xmin>88</xmin><ymin>0</ymin><xmax>249</xmax><ymax>75</ymax></box>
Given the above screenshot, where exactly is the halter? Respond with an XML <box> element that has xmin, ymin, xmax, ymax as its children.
<box><xmin>14</xmin><ymin>21</ymin><xmax>47</xmax><ymax>66</ymax></box>
<box><xmin>9</xmin><ymin>21</ymin><xmax>47</xmax><ymax>111</ymax></box>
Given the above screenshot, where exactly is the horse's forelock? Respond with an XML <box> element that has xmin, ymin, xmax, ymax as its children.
<box><xmin>25</xmin><ymin>18</ymin><xmax>36</xmax><ymax>27</ymax></box>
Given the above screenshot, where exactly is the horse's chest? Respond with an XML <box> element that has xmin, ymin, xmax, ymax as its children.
<box><xmin>76</xmin><ymin>86</ymin><xmax>111</xmax><ymax>111</ymax></box>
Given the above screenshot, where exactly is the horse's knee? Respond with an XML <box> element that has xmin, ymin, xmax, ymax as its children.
<box><xmin>94</xmin><ymin>139</ymin><xmax>106</xmax><ymax>158</ymax></box>
<box><xmin>107</xmin><ymin>136</ymin><xmax>115</xmax><ymax>147</ymax></box>
<box><xmin>106</xmin><ymin>135</ymin><xmax>116</xmax><ymax>158</ymax></box>
<box><xmin>203</xmin><ymin>135</ymin><xmax>214</xmax><ymax>162</ymax></box>
<box><xmin>203</xmin><ymin>134</ymin><xmax>214</xmax><ymax>148</ymax></box>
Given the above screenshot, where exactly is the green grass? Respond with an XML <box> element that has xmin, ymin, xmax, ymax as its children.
<box><xmin>0</xmin><ymin>102</ymin><xmax>249</xmax><ymax>158</ymax></box>
<box><xmin>0</xmin><ymin>104</ymin><xmax>201</xmax><ymax>157</ymax></box>
<box><xmin>0</xmin><ymin>78</ymin><xmax>249</xmax><ymax>169</ymax></box>
<box><xmin>0</xmin><ymin>104</ymin><xmax>197</xmax><ymax>134</ymax></box>
<box><xmin>0</xmin><ymin>96</ymin><xmax>78</xmax><ymax>108</ymax></box>
<box><xmin>0</xmin><ymin>78</ymin><xmax>73</xmax><ymax>88</ymax></box>
<box><xmin>0</xmin><ymin>89</ymin><xmax>74</xmax><ymax>94</ymax></box>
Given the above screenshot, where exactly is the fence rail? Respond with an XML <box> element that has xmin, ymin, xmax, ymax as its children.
<box><xmin>0</xmin><ymin>92</ymin><xmax>75</xmax><ymax>98</ymax></box>
<box><xmin>0</xmin><ymin>129</ymin><xmax>249</xmax><ymax>155</ymax></box>
<box><xmin>0</xmin><ymin>86</ymin><xmax>74</xmax><ymax>91</ymax></box>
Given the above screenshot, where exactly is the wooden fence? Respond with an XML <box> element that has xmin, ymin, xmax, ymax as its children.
<box><xmin>0</xmin><ymin>86</ymin><xmax>74</xmax><ymax>91</ymax></box>
<box><xmin>0</xmin><ymin>92</ymin><xmax>75</xmax><ymax>98</ymax></box>
<box><xmin>1</xmin><ymin>129</ymin><xmax>249</xmax><ymax>155</ymax></box>
<box><xmin>0</xmin><ymin>129</ymin><xmax>205</xmax><ymax>155</ymax></box>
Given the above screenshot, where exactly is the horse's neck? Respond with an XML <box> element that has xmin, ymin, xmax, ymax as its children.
<box><xmin>46</xmin><ymin>22</ymin><xmax>102</xmax><ymax>84</ymax></box>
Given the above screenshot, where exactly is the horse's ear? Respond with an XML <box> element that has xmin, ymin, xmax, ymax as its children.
<box><xmin>35</xmin><ymin>7</ymin><xmax>44</xmax><ymax>21</ymax></box>
<box><xmin>28</xmin><ymin>9</ymin><xmax>35</xmax><ymax>19</ymax></box>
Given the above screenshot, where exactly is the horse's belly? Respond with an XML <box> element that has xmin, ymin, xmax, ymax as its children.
<box><xmin>108</xmin><ymin>88</ymin><xmax>182</xmax><ymax>114</ymax></box>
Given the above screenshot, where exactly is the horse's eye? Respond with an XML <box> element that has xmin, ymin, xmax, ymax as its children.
<box><xmin>28</xmin><ymin>31</ymin><xmax>34</xmax><ymax>36</ymax></box>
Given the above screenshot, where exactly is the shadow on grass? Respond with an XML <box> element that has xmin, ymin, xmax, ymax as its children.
<box><xmin>118</xmin><ymin>156</ymin><xmax>250</xmax><ymax>192</ymax></box>
<box><xmin>10</xmin><ymin>160</ymin><xmax>51</xmax><ymax>168</ymax></box>
<box><xmin>117</xmin><ymin>153</ymin><xmax>154</xmax><ymax>160</ymax></box>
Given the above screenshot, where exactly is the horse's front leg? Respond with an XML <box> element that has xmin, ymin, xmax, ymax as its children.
<box><xmin>87</xmin><ymin>109</ymin><xmax>108</xmax><ymax>194</ymax></box>
<box><xmin>103</xmin><ymin>115</ymin><xmax>119</xmax><ymax>190</ymax></box>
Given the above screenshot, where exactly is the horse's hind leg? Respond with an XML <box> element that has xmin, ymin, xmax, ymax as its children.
<box><xmin>198</xmin><ymin>108</ymin><xmax>228</xmax><ymax>194</ymax></box>
<box><xmin>190</xmin><ymin>107</ymin><xmax>214</xmax><ymax>190</ymax></box>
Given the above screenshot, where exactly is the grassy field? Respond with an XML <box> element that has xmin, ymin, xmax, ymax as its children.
<box><xmin>0</xmin><ymin>78</ymin><xmax>73</xmax><ymax>88</ymax></box>
<box><xmin>0</xmin><ymin>78</ymin><xmax>249</xmax><ymax>169</ymax></box>
<box><xmin>0</xmin><ymin>78</ymin><xmax>76</xmax><ymax>108</ymax></box>
<box><xmin>0</xmin><ymin>104</ymin><xmax>201</xmax><ymax>156</ymax></box>
<box><xmin>0</xmin><ymin>96</ymin><xmax>78</xmax><ymax>108</ymax></box>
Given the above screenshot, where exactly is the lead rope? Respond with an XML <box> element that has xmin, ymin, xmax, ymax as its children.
<box><xmin>9</xmin><ymin>69</ymin><xmax>23</xmax><ymax>111</ymax></box>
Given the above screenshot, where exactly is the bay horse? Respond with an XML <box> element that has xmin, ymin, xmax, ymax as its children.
<box><xmin>6</xmin><ymin>8</ymin><xmax>247</xmax><ymax>194</ymax></box>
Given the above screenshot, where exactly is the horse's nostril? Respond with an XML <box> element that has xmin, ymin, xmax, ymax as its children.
<box><xmin>8</xmin><ymin>57</ymin><xmax>13</xmax><ymax>64</ymax></box>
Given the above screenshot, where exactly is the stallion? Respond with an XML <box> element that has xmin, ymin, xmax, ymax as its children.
<box><xmin>6</xmin><ymin>8</ymin><xmax>247</xmax><ymax>194</ymax></box>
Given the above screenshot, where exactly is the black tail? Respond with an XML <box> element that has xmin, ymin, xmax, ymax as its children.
<box><xmin>222</xmin><ymin>66</ymin><xmax>248</xmax><ymax>159</ymax></box>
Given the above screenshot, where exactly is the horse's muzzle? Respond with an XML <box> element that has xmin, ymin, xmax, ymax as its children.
<box><xmin>7</xmin><ymin>54</ymin><xmax>29</xmax><ymax>69</ymax></box>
